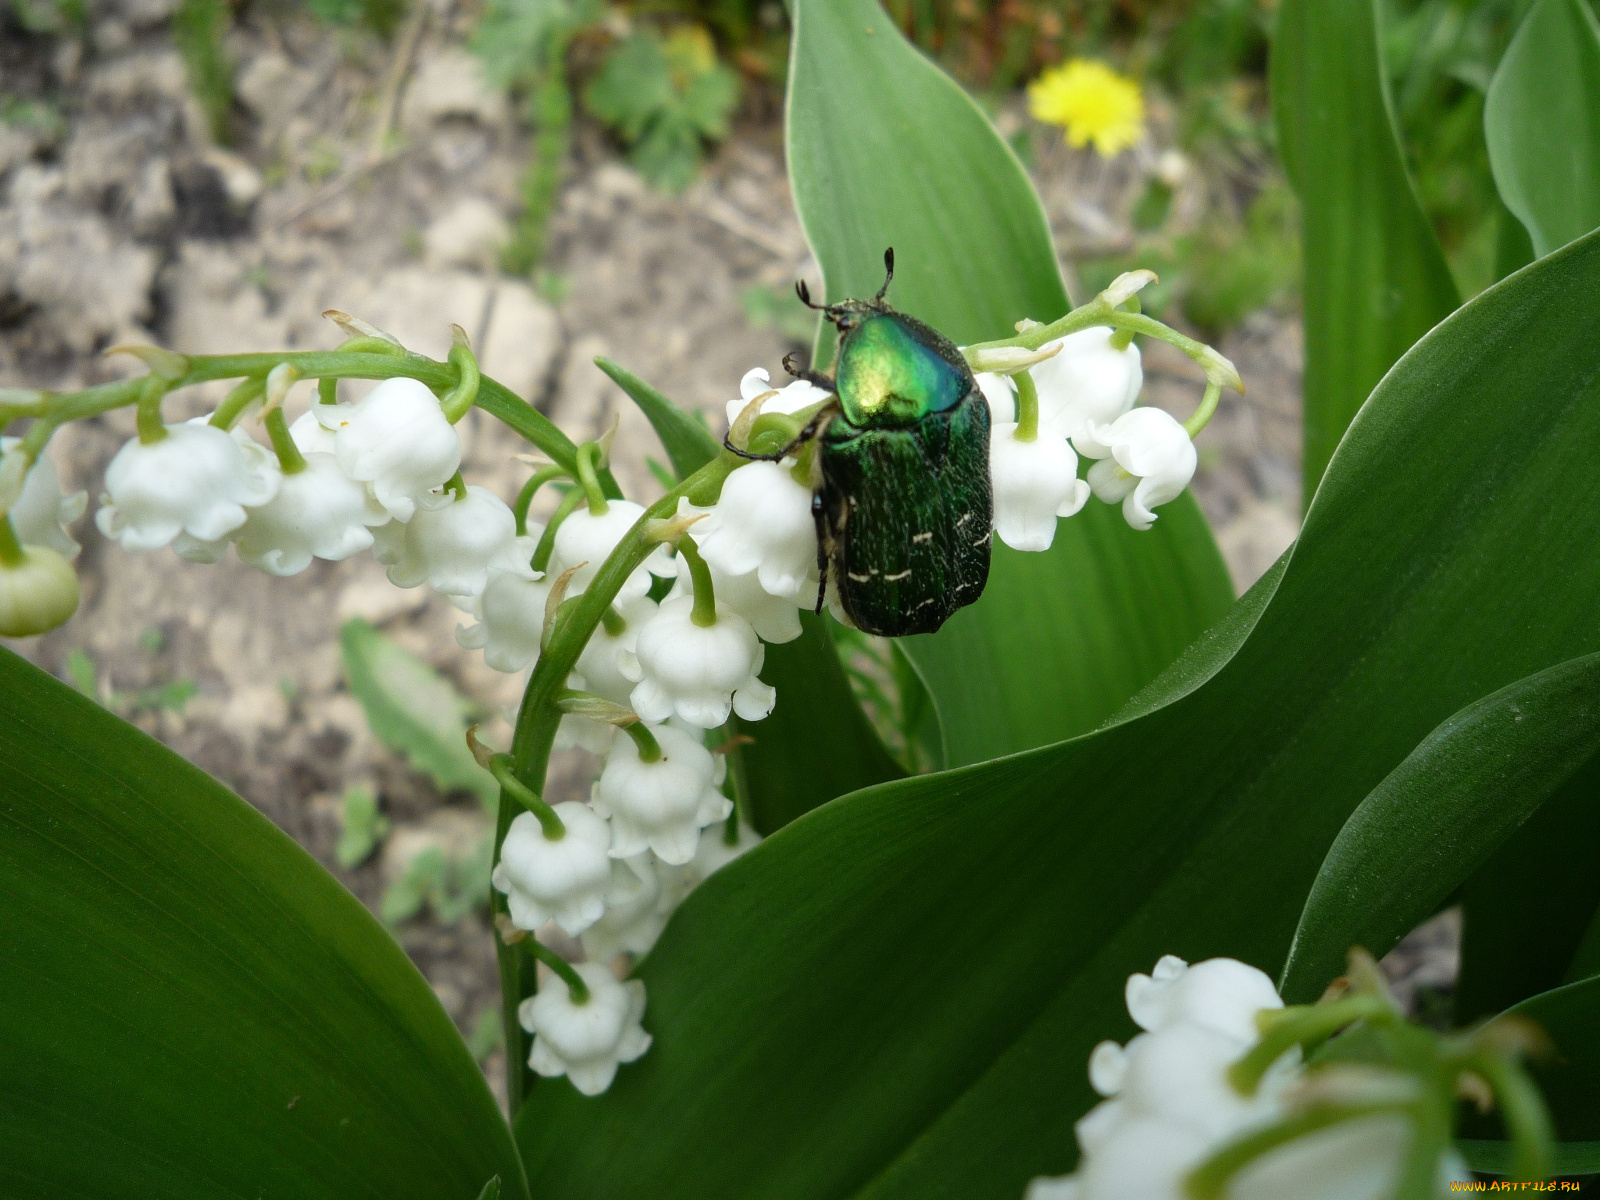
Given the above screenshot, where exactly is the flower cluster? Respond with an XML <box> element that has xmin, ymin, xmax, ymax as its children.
<box><xmin>1027</xmin><ymin>58</ymin><xmax>1147</xmax><ymax>159</ymax></box>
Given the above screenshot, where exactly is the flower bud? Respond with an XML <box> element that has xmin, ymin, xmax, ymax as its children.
<box><xmin>457</xmin><ymin>553</ymin><xmax>550</xmax><ymax>673</ymax></box>
<box><xmin>234</xmin><ymin>454</ymin><xmax>389</xmax><ymax>576</ymax></box>
<box><xmin>1074</xmin><ymin>407</ymin><xmax>1196</xmax><ymax>531</ymax></box>
<box><xmin>1030</xmin><ymin>327</ymin><xmax>1143</xmax><ymax>440</ymax></box>
<box><xmin>691</xmin><ymin>461</ymin><xmax>817</xmax><ymax>601</ymax></box>
<box><xmin>620</xmin><ymin>595</ymin><xmax>776</xmax><ymax>729</ymax></box>
<box><xmin>377</xmin><ymin>484</ymin><xmax>519</xmax><ymax>598</ymax></box>
<box><xmin>321</xmin><ymin>377</ymin><xmax>461</xmax><ymax>522</ymax></box>
<box><xmin>579</xmin><ymin>857</ymin><xmax>667</xmax><ymax>963</ymax></box>
<box><xmin>2</xmin><ymin>439</ymin><xmax>86</xmax><ymax>560</ymax></box>
<box><xmin>593</xmin><ymin>723</ymin><xmax>731</xmax><ymax>864</ymax></box>
<box><xmin>989</xmin><ymin>424</ymin><xmax>1090</xmax><ymax>552</ymax></box>
<box><xmin>491</xmin><ymin>803</ymin><xmax>613</xmax><ymax>936</ymax></box>
<box><xmin>575</xmin><ymin>596</ymin><xmax>657</xmax><ymax>704</ymax></box>
<box><xmin>0</xmin><ymin>544</ymin><xmax>80</xmax><ymax>636</ymax></box>
<box><xmin>518</xmin><ymin>961</ymin><xmax>651</xmax><ymax>1096</ymax></box>
<box><xmin>550</xmin><ymin>500</ymin><xmax>674</xmax><ymax>604</ymax></box>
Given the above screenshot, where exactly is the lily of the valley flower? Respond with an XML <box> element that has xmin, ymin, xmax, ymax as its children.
<box><xmin>593</xmin><ymin>723</ymin><xmax>731</xmax><ymax>864</ymax></box>
<box><xmin>2</xmin><ymin>440</ymin><xmax>86</xmax><ymax>559</ymax></box>
<box><xmin>97</xmin><ymin>418</ymin><xmax>280</xmax><ymax>552</ymax></box>
<box><xmin>579</xmin><ymin>857</ymin><xmax>667</xmax><ymax>963</ymax></box>
<box><xmin>1030</xmin><ymin>327</ymin><xmax>1143</xmax><ymax>440</ymax></box>
<box><xmin>723</xmin><ymin>366</ymin><xmax>833</xmax><ymax>429</ymax></box>
<box><xmin>621</xmin><ymin>595</ymin><xmax>776</xmax><ymax>728</ymax></box>
<box><xmin>670</xmin><ymin>550</ymin><xmax>802</xmax><ymax>645</ymax></box>
<box><xmin>690</xmin><ymin>461</ymin><xmax>817</xmax><ymax>601</ymax></box>
<box><xmin>689</xmin><ymin>818</ymin><xmax>761</xmax><ymax>881</ymax></box>
<box><xmin>0</xmin><ymin>543</ymin><xmax>80</xmax><ymax>636</ymax></box>
<box><xmin>459</xmin><ymin>555</ymin><xmax>550</xmax><ymax>673</ymax></box>
<box><xmin>575</xmin><ymin>596</ymin><xmax>658</xmax><ymax>705</ymax></box>
<box><xmin>1074</xmin><ymin>407</ymin><xmax>1196</xmax><ymax>531</ymax></box>
<box><xmin>518</xmin><ymin>960</ymin><xmax>651</xmax><ymax>1096</ymax></box>
<box><xmin>321</xmin><ymin>377</ymin><xmax>461</xmax><ymax>521</ymax></box>
<box><xmin>233</xmin><ymin>454</ymin><xmax>389</xmax><ymax>576</ymax></box>
<box><xmin>550</xmin><ymin>500</ymin><xmax>675</xmax><ymax>603</ymax></box>
<box><xmin>989</xmin><ymin>424</ymin><xmax>1091</xmax><ymax>552</ymax></box>
<box><xmin>492</xmin><ymin>803</ymin><xmax>613</xmax><ymax>936</ymax></box>
<box><xmin>376</xmin><ymin>484</ymin><xmax>519</xmax><ymax>598</ymax></box>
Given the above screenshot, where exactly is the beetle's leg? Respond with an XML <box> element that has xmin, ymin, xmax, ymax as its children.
<box><xmin>812</xmin><ymin>492</ymin><xmax>829</xmax><ymax>616</ymax></box>
<box><xmin>873</xmin><ymin>248</ymin><xmax>894</xmax><ymax>301</ymax></box>
<box><xmin>722</xmin><ymin>404</ymin><xmax>836</xmax><ymax>463</ymax></box>
<box><xmin>781</xmin><ymin>352</ymin><xmax>838</xmax><ymax>394</ymax></box>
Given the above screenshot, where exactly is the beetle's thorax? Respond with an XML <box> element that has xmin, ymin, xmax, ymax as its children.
<box><xmin>834</xmin><ymin>311</ymin><xmax>975</xmax><ymax>430</ymax></box>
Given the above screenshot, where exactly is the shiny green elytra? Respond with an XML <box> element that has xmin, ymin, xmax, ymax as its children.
<box><xmin>783</xmin><ymin>250</ymin><xmax>992</xmax><ymax>637</ymax></box>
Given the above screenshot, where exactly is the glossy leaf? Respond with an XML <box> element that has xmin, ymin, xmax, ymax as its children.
<box><xmin>0</xmin><ymin>649</ymin><xmax>527</xmax><ymax>1199</ymax></box>
<box><xmin>787</xmin><ymin>0</ymin><xmax>1232</xmax><ymax>765</ymax></box>
<box><xmin>596</xmin><ymin>356</ymin><xmax>721</xmax><ymax>480</ymax></box>
<box><xmin>514</xmin><ymin>223</ymin><xmax>1600</xmax><ymax>1200</ymax></box>
<box><xmin>1281</xmin><ymin>653</ymin><xmax>1600</xmax><ymax>999</ymax></box>
<box><xmin>1273</xmin><ymin>0</ymin><xmax>1459</xmax><ymax>503</ymax></box>
<box><xmin>1491</xmin><ymin>973</ymin><xmax>1600</xmax><ymax>1141</ymax></box>
<box><xmin>1486</xmin><ymin>0</ymin><xmax>1600</xmax><ymax>258</ymax></box>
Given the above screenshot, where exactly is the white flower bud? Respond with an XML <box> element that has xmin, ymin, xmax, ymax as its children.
<box><xmin>593</xmin><ymin>724</ymin><xmax>732</xmax><ymax>864</ymax></box>
<box><xmin>989</xmin><ymin>424</ymin><xmax>1091</xmax><ymax>552</ymax></box>
<box><xmin>1030</xmin><ymin>327</ymin><xmax>1142</xmax><ymax>440</ymax></box>
<box><xmin>2</xmin><ymin>439</ymin><xmax>86</xmax><ymax>560</ymax></box>
<box><xmin>550</xmin><ymin>500</ymin><xmax>674</xmax><ymax>604</ymax></box>
<box><xmin>670</xmin><ymin>549</ymin><xmax>802</xmax><ymax>644</ymax></box>
<box><xmin>233</xmin><ymin>454</ymin><xmax>389</xmax><ymax>576</ymax></box>
<box><xmin>377</xmin><ymin>484</ymin><xmax>519</xmax><ymax>598</ymax></box>
<box><xmin>0</xmin><ymin>544</ymin><xmax>80</xmax><ymax>636</ymax></box>
<box><xmin>1074</xmin><ymin>408</ymin><xmax>1197</xmax><ymax>531</ymax></box>
<box><xmin>518</xmin><ymin>960</ymin><xmax>651</xmax><ymax>1096</ymax></box>
<box><xmin>690</xmin><ymin>817</ymin><xmax>761</xmax><ymax>880</ymax></box>
<box><xmin>1228</xmin><ymin>1112</ymin><xmax>1471</xmax><ymax>1200</ymax></box>
<box><xmin>492</xmin><ymin>804</ymin><xmax>613</xmax><ymax>936</ymax></box>
<box><xmin>975</xmin><ymin>372</ymin><xmax>1016</xmax><ymax>423</ymax></box>
<box><xmin>321</xmin><ymin>377</ymin><xmax>461</xmax><ymax>521</ymax></box>
<box><xmin>96</xmin><ymin>419</ymin><xmax>280</xmax><ymax>552</ymax></box>
<box><xmin>620</xmin><ymin>595</ymin><xmax>776</xmax><ymax>728</ymax></box>
<box><xmin>457</xmin><ymin>550</ymin><xmax>550</xmax><ymax>673</ymax></box>
<box><xmin>579</xmin><ymin>857</ymin><xmax>667</xmax><ymax>963</ymax></box>
<box><xmin>1124</xmin><ymin>955</ymin><xmax>1281</xmax><ymax>1043</ymax></box>
<box><xmin>288</xmin><ymin>409</ymin><xmax>339</xmax><ymax>455</ymax></box>
<box><xmin>691</xmin><ymin>461</ymin><xmax>817</xmax><ymax>600</ymax></box>
<box><xmin>575</xmin><ymin>596</ymin><xmax>658</xmax><ymax>705</ymax></box>
<box><xmin>724</xmin><ymin>367</ymin><xmax>833</xmax><ymax>429</ymax></box>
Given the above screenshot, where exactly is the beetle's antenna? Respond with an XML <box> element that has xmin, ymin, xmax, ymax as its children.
<box><xmin>875</xmin><ymin>248</ymin><xmax>895</xmax><ymax>302</ymax></box>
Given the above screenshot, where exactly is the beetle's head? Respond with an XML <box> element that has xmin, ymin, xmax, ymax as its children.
<box><xmin>795</xmin><ymin>248</ymin><xmax>896</xmax><ymax>335</ymax></box>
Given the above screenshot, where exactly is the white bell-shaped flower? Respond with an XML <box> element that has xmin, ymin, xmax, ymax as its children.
<box><xmin>233</xmin><ymin>455</ymin><xmax>389</xmax><ymax>576</ymax></box>
<box><xmin>691</xmin><ymin>461</ymin><xmax>817</xmax><ymax>600</ymax></box>
<box><xmin>550</xmin><ymin>500</ymin><xmax>674</xmax><ymax>604</ymax></box>
<box><xmin>989</xmin><ymin>424</ymin><xmax>1091</xmax><ymax>552</ymax></box>
<box><xmin>620</xmin><ymin>594</ymin><xmax>776</xmax><ymax>728</ymax></box>
<box><xmin>96</xmin><ymin>419</ymin><xmax>280</xmax><ymax>552</ymax></box>
<box><xmin>1229</xmin><ymin>1112</ymin><xmax>1472</xmax><ymax>1200</ymax></box>
<box><xmin>690</xmin><ymin>817</ymin><xmax>761</xmax><ymax>881</ymax></box>
<box><xmin>1125</xmin><ymin>954</ymin><xmax>1284</xmax><ymax>1043</ymax></box>
<box><xmin>0</xmin><ymin>544</ymin><xmax>80</xmax><ymax>636</ymax></box>
<box><xmin>518</xmin><ymin>960</ymin><xmax>651</xmax><ymax>1096</ymax></box>
<box><xmin>491</xmin><ymin>803</ymin><xmax>613</xmax><ymax>936</ymax></box>
<box><xmin>2</xmin><ymin>440</ymin><xmax>86</xmax><ymax>559</ymax></box>
<box><xmin>377</xmin><ymin>484</ymin><xmax>519</xmax><ymax>598</ymax></box>
<box><xmin>321</xmin><ymin>376</ymin><xmax>461</xmax><ymax>521</ymax></box>
<box><xmin>579</xmin><ymin>857</ymin><xmax>668</xmax><ymax>963</ymax></box>
<box><xmin>723</xmin><ymin>367</ymin><xmax>833</xmax><ymax>428</ymax></box>
<box><xmin>457</xmin><ymin>550</ymin><xmax>549</xmax><ymax>673</ymax></box>
<box><xmin>288</xmin><ymin>409</ymin><xmax>339</xmax><ymax>455</ymax></box>
<box><xmin>1030</xmin><ymin>326</ymin><xmax>1143</xmax><ymax>440</ymax></box>
<box><xmin>670</xmin><ymin>549</ymin><xmax>801</xmax><ymax>644</ymax></box>
<box><xmin>1075</xmin><ymin>408</ymin><xmax>1197</xmax><ymax>531</ymax></box>
<box><xmin>575</xmin><ymin>596</ymin><xmax>658</xmax><ymax>705</ymax></box>
<box><xmin>593</xmin><ymin>724</ymin><xmax>732</xmax><ymax>864</ymax></box>
<box><xmin>975</xmin><ymin>372</ymin><xmax>1016</xmax><ymax>423</ymax></box>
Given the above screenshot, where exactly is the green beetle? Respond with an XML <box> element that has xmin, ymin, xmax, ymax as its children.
<box><xmin>732</xmin><ymin>250</ymin><xmax>992</xmax><ymax>637</ymax></box>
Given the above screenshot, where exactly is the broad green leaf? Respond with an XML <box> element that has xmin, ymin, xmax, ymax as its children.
<box><xmin>1486</xmin><ymin>0</ymin><xmax>1600</xmax><ymax>258</ymax></box>
<box><xmin>787</xmin><ymin>0</ymin><xmax>1232</xmax><ymax>765</ymax></box>
<box><xmin>1280</xmin><ymin>652</ymin><xmax>1600</xmax><ymax>999</ymax></box>
<box><xmin>340</xmin><ymin>617</ymin><xmax>497</xmax><ymax>809</ymax></box>
<box><xmin>514</xmin><ymin>226</ymin><xmax>1600</xmax><ymax>1200</ymax></box>
<box><xmin>0</xmin><ymin>649</ymin><xmax>527</xmax><ymax>1199</ymax></box>
<box><xmin>1489</xmin><ymin>974</ymin><xmax>1600</xmax><ymax>1141</ymax></box>
<box><xmin>596</xmin><ymin>356</ymin><xmax>720</xmax><ymax>479</ymax></box>
<box><xmin>1273</xmin><ymin>0</ymin><xmax>1460</xmax><ymax>504</ymax></box>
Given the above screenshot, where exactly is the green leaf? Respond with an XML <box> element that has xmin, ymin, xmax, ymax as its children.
<box><xmin>596</xmin><ymin>356</ymin><xmax>721</xmax><ymax>479</ymax></box>
<box><xmin>1458</xmin><ymin>1139</ymin><xmax>1600</xmax><ymax>1176</ymax></box>
<box><xmin>514</xmin><ymin>222</ymin><xmax>1600</xmax><ymax>1200</ymax></box>
<box><xmin>336</xmin><ymin>784</ymin><xmax>391</xmax><ymax>869</ymax></box>
<box><xmin>1272</xmin><ymin>0</ymin><xmax>1460</xmax><ymax>504</ymax></box>
<box><xmin>0</xmin><ymin>649</ymin><xmax>526</xmax><ymax>1199</ymax></box>
<box><xmin>1280</xmin><ymin>652</ymin><xmax>1600</xmax><ymax>1000</ymax></box>
<box><xmin>341</xmin><ymin>617</ymin><xmax>497</xmax><ymax>810</ymax></box>
<box><xmin>1489</xmin><ymin>973</ymin><xmax>1600</xmax><ymax>1141</ymax></box>
<box><xmin>1486</xmin><ymin>0</ymin><xmax>1600</xmax><ymax>258</ymax></box>
<box><xmin>787</xmin><ymin>0</ymin><xmax>1233</xmax><ymax>765</ymax></box>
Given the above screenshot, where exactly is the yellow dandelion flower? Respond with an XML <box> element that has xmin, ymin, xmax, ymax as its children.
<box><xmin>1028</xmin><ymin>58</ymin><xmax>1147</xmax><ymax>158</ymax></box>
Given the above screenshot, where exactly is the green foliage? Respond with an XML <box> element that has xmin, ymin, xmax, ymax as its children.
<box><xmin>584</xmin><ymin>26</ymin><xmax>741</xmax><ymax>192</ymax></box>
<box><xmin>6</xmin><ymin>0</ymin><xmax>81</xmax><ymax>34</ymax></box>
<box><xmin>171</xmin><ymin>0</ymin><xmax>233</xmax><ymax>146</ymax></box>
<box><xmin>739</xmin><ymin>283</ymin><xmax>820</xmax><ymax>345</ymax></box>
<box><xmin>466</xmin><ymin>1007</ymin><xmax>505</xmax><ymax>1063</ymax></box>
<box><xmin>305</xmin><ymin>0</ymin><xmax>407</xmax><ymax>36</ymax></box>
<box><xmin>64</xmin><ymin>647</ymin><xmax>198</xmax><ymax>718</ymax></box>
<box><xmin>1485</xmin><ymin>0</ymin><xmax>1600</xmax><ymax>257</ymax></box>
<box><xmin>339</xmin><ymin>618</ymin><xmax>498</xmax><ymax>809</ymax></box>
<box><xmin>335</xmin><ymin>784</ymin><xmax>391</xmax><ymax>868</ymax></box>
<box><xmin>381</xmin><ymin>832</ymin><xmax>495</xmax><ymax>926</ymax></box>
<box><xmin>0</xmin><ymin>648</ymin><xmax>529</xmax><ymax>1200</ymax></box>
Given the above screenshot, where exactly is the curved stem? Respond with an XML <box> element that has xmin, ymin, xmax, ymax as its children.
<box><xmin>135</xmin><ymin>378</ymin><xmax>167</xmax><ymax>444</ymax></box>
<box><xmin>0</xmin><ymin>514</ymin><xmax>25</xmax><ymax>566</ymax></box>
<box><xmin>514</xmin><ymin>464</ymin><xmax>569</xmax><ymax>536</ymax></box>
<box><xmin>317</xmin><ymin>376</ymin><xmax>339</xmax><ymax>406</ymax></box>
<box><xmin>210</xmin><ymin>377</ymin><xmax>266</xmax><ymax>429</ymax></box>
<box><xmin>1014</xmin><ymin>370</ymin><xmax>1040</xmax><ymax>442</ymax></box>
<box><xmin>575</xmin><ymin>443</ymin><xmax>608</xmax><ymax>515</ymax></box>
<box><xmin>1184</xmin><ymin>380</ymin><xmax>1222</xmax><ymax>439</ymax></box>
<box><xmin>488</xmin><ymin>755</ymin><xmax>566</xmax><ymax>839</ymax></box>
<box><xmin>532</xmin><ymin>486</ymin><xmax>586</xmax><ymax>573</ymax></box>
<box><xmin>1470</xmin><ymin>1050</ymin><xmax>1555</xmax><ymax>1182</ymax></box>
<box><xmin>677</xmin><ymin>536</ymin><xmax>718</xmax><ymax>627</ymax></box>
<box><xmin>1184</xmin><ymin>1102</ymin><xmax>1407</xmax><ymax>1200</ymax></box>
<box><xmin>1230</xmin><ymin>996</ymin><xmax>1394</xmax><ymax>1095</ymax></box>
<box><xmin>444</xmin><ymin>470</ymin><xmax>468</xmax><ymax>502</ymax></box>
<box><xmin>622</xmin><ymin>719</ymin><xmax>662</xmax><ymax>763</ymax></box>
<box><xmin>521</xmin><ymin>938</ymin><xmax>590</xmax><ymax>1005</ymax></box>
<box><xmin>1108</xmin><ymin>296</ymin><xmax>1140</xmax><ymax>351</ymax></box>
<box><xmin>442</xmin><ymin>339</ymin><xmax>481</xmax><ymax>423</ymax></box>
<box><xmin>264</xmin><ymin>407</ymin><xmax>307</xmax><ymax>475</ymax></box>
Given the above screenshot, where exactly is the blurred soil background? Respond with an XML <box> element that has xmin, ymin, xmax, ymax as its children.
<box><xmin>3</xmin><ymin>0</ymin><xmax>1498</xmax><ymax>1097</ymax></box>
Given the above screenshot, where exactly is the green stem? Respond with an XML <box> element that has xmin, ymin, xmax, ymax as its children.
<box><xmin>575</xmin><ymin>443</ymin><xmax>608</xmax><ymax>516</ymax></box>
<box><xmin>1230</xmin><ymin>996</ymin><xmax>1394</xmax><ymax>1095</ymax></box>
<box><xmin>1391</xmin><ymin>1092</ymin><xmax>1453</xmax><ymax>1200</ymax></box>
<box><xmin>1470</xmin><ymin>1050</ymin><xmax>1555</xmax><ymax>1182</ymax></box>
<box><xmin>442</xmin><ymin>340</ymin><xmax>481</xmax><ymax>423</ymax></box>
<box><xmin>1185</xmin><ymin>1103</ymin><xmax>1407</xmax><ymax>1199</ymax></box>
<box><xmin>263</xmin><ymin>406</ymin><xmax>306</xmax><ymax>475</ymax></box>
<box><xmin>209</xmin><ymin>377</ymin><xmax>266</xmax><ymax>429</ymax></box>
<box><xmin>677</xmin><ymin>537</ymin><xmax>718</xmax><ymax>627</ymax></box>
<box><xmin>599</xmin><ymin>604</ymin><xmax>627</xmax><ymax>637</ymax></box>
<box><xmin>317</xmin><ymin>376</ymin><xmax>339</xmax><ymax>406</ymax></box>
<box><xmin>488</xmin><ymin>755</ymin><xmax>566</xmax><ymax>839</ymax></box>
<box><xmin>1184</xmin><ymin>380</ymin><xmax>1222</xmax><ymax>439</ymax></box>
<box><xmin>135</xmin><ymin>378</ymin><xmax>168</xmax><ymax>444</ymax></box>
<box><xmin>521</xmin><ymin>937</ymin><xmax>590</xmax><ymax>1004</ymax></box>
<box><xmin>444</xmin><ymin>470</ymin><xmax>468</xmax><ymax>502</ymax></box>
<box><xmin>1108</xmin><ymin>296</ymin><xmax>1140</xmax><ymax>351</ymax></box>
<box><xmin>532</xmin><ymin>486</ymin><xmax>586</xmax><ymax>573</ymax></box>
<box><xmin>514</xmin><ymin>465</ymin><xmax>569</xmax><ymax>536</ymax></box>
<box><xmin>622</xmin><ymin>720</ymin><xmax>663</xmax><ymax>763</ymax></box>
<box><xmin>0</xmin><ymin>515</ymin><xmax>25</xmax><ymax>566</ymax></box>
<box><xmin>1014</xmin><ymin>370</ymin><xmax>1040</xmax><ymax>442</ymax></box>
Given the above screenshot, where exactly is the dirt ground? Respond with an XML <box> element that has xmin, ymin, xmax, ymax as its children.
<box><xmin>4</xmin><ymin>0</ymin><xmax>1438</xmax><ymax>1102</ymax></box>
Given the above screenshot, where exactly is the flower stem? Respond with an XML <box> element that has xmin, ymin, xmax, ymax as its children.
<box><xmin>1230</xmin><ymin>995</ymin><xmax>1393</xmax><ymax>1095</ymax></box>
<box><xmin>575</xmin><ymin>442</ymin><xmax>608</xmax><ymax>516</ymax></box>
<box><xmin>677</xmin><ymin>536</ymin><xmax>718</xmax><ymax>628</ymax></box>
<box><xmin>209</xmin><ymin>377</ymin><xmax>266</xmax><ymax>429</ymax></box>
<box><xmin>0</xmin><ymin>514</ymin><xmax>25</xmax><ymax>566</ymax></box>
<box><xmin>531</xmin><ymin>485</ymin><xmax>586</xmax><ymax>573</ymax></box>
<box><xmin>622</xmin><ymin>720</ymin><xmax>663</xmax><ymax>763</ymax></box>
<box><xmin>521</xmin><ymin>938</ymin><xmax>590</xmax><ymax>1005</ymax></box>
<box><xmin>441</xmin><ymin>335</ymin><xmax>481</xmax><ymax>423</ymax></box>
<box><xmin>1014</xmin><ymin>370</ymin><xmax>1040</xmax><ymax>442</ymax></box>
<box><xmin>444</xmin><ymin>470</ymin><xmax>468</xmax><ymax>502</ymax></box>
<box><xmin>1469</xmin><ymin>1049</ymin><xmax>1555</xmax><ymax>1182</ymax></box>
<box><xmin>1184</xmin><ymin>380</ymin><xmax>1222</xmax><ymax>439</ymax></box>
<box><xmin>1108</xmin><ymin>296</ymin><xmax>1140</xmax><ymax>351</ymax></box>
<box><xmin>488</xmin><ymin>754</ymin><xmax>566</xmax><ymax>839</ymax></box>
<box><xmin>514</xmin><ymin>464</ymin><xmax>569</xmax><ymax>536</ymax></box>
<box><xmin>318</xmin><ymin>376</ymin><xmax>339</xmax><ymax>406</ymax></box>
<box><xmin>134</xmin><ymin>377</ymin><xmax>167</xmax><ymax>445</ymax></box>
<box><xmin>263</xmin><ymin>406</ymin><xmax>307</xmax><ymax>475</ymax></box>
<box><xmin>1183</xmin><ymin>1102</ymin><xmax>1407</xmax><ymax>1199</ymax></box>
<box><xmin>598</xmin><ymin>604</ymin><xmax>627</xmax><ymax>637</ymax></box>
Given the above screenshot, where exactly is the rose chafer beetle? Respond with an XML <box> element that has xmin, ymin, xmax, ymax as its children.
<box><xmin>730</xmin><ymin>249</ymin><xmax>992</xmax><ymax>638</ymax></box>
